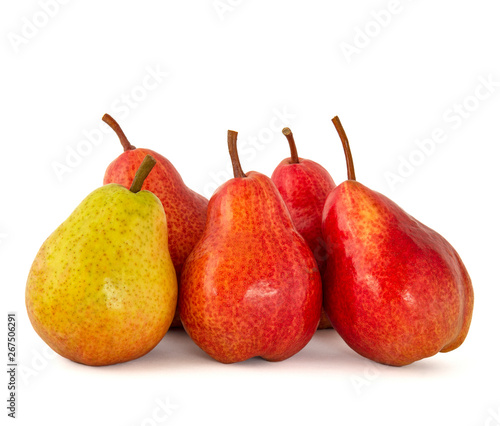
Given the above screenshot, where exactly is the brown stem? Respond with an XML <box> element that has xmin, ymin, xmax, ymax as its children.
<box><xmin>130</xmin><ymin>155</ymin><xmax>156</xmax><ymax>193</ymax></box>
<box><xmin>282</xmin><ymin>128</ymin><xmax>299</xmax><ymax>164</ymax></box>
<box><xmin>332</xmin><ymin>116</ymin><xmax>356</xmax><ymax>181</ymax></box>
<box><xmin>102</xmin><ymin>114</ymin><xmax>136</xmax><ymax>151</ymax></box>
<box><xmin>227</xmin><ymin>130</ymin><xmax>246</xmax><ymax>178</ymax></box>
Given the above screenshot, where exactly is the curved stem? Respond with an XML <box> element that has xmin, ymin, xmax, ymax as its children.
<box><xmin>332</xmin><ymin>116</ymin><xmax>356</xmax><ymax>181</ymax></box>
<box><xmin>102</xmin><ymin>114</ymin><xmax>136</xmax><ymax>151</ymax></box>
<box><xmin>282</xmin><ymin>128</ymin><xmax>299</xmax><ymax>164</ymax></box>
<box><xmin>227</xmin><ymin>130</ymin><xmax>246</xmax><ymax>178</ymax></box>
<box><xmin>130</xmin><ymin>155</ymin><xmax>156</xmax><ymax>193</ymax></box>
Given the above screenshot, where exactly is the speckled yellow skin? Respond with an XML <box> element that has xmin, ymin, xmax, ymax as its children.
<box><xmin>26</xmin><ymin>184</ymin><xmax>177</xmax><ymax>366</ymax></box>
<box><xmin>104</xmin><ymin>148</ymin><xmax>208</xmax><ymax>328</ymax></box>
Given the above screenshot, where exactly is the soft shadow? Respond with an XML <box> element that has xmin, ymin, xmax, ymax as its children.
<box><xmin>57</xmin><ymin>327</ymin><xmax>461</xmax><ymax>376</ymax></box>
<box><xmin>79</xmin><ymin>329</ymin><xmax>215</xmax><ymax>374</ymax></box>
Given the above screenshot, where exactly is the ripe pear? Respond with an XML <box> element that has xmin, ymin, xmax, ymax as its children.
<box><xmin>26</xmin><ymin>155</ymin><xmax>177</xmax><ymax>366</ymax></box>
<box><xmin>272</xmin><ymin>128</ymin><xmax>336</xmax><ymax>275</ymax></box>
<box><xmin>102</xmin><ymin>115</ymin><xmax>208</xmax><ymax>327</ymax></box>
<box><xmin>322</xmin><ymin>117</ymin><xmax>474</xmax><ymax>366</ymax></box>
<box><xmin>102</xmin><ymin>114</ymin><xmax>208</xmax><ymax>279</ymax></box>
<box><xmin>271</xmin><ymin>127</ymin><xmax>336</xmax><ymax>329</ymax></box>
<box><xmin>179</xmin><ymin>130</ymin><xmax>322</xmax><ymax>364</ymax></box>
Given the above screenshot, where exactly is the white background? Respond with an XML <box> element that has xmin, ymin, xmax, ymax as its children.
<box><xmin>1</xmin><ymin>1</ymin><xmax>500</xmax><ymax>425</ymax></box>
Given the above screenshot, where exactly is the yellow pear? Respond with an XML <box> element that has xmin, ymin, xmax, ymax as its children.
<box><xmin>26</xmin><ymin>155</ymin><xmax>177</xmax><ymax>366</ymax></box>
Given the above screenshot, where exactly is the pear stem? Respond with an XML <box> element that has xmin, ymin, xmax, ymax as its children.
<box><xmin>332</xmin><ymin>116</ymin><xmax>356</xmax><ymax>181</ymax></box>
<box><xmin>102</xmin><ymin>114</ymin><xmax>136</xmax><ymax>151</ymax></box>
<box><xmin>228</xmin><ymin>130</ymin><xmax>247</xmax><ymax>178</ymax></box>
<box><xmin>282</xmin><ymin>128</ymin><xmax>299</xmax><ymax>164</ymax></box>
<box><xmin>129</xmin><ymin>155</ymin><xmax>156</xmax><ymax>193</ymax></box>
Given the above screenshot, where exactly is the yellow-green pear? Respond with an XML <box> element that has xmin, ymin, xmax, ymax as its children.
<box><xmin>26</xmin><ymin>155</ymin><xmax>177</xmax><ymax>366</ymax></box>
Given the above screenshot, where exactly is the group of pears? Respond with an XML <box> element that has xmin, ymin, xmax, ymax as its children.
<box><xmin>25</xmin><ymin>114</ymin><xmax>473</xmax><ymax>367</ymax></box>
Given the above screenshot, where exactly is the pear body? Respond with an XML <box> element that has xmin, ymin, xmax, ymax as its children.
<box><xmin>104</xmin><ymin>148</ymin><xmax>207</xmax><ymax>327</ymax></box>
<box><xmin>272</xmin><ymin>157</ymin><xmax>336</xmax><ymax>329</ymax></box>
<box><xmin>104</xmin><ymin>148</ymin><xmax>208</xmax><ymax>279</ymax></box>
<box><xmin>26</xmin><ymin>184</ymin><xmax>177</xmax><ymax>366</ymax></box>
<box><xmin>271</xmin><ymin>158</ymin><xmax>335</xmax><ymax>275</ymax></box>
<box><xmin>322</xmin><ymin>181</ymin><xmax>473</xmax><ymax>366</ymax></box>
<box><xmin>179</xmin><ymin>172</ymin><xmax>322</xmax><ymax>363</ymax></box>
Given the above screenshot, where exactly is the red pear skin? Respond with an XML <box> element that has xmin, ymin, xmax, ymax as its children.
<box><xmin>322</xmin><ymin>117</ymin><xmax>473</xmax><ymax>366</ymax></box>
<box><xmin>271</xmin><ymin>128</ymin><xmax>336</xmax><ymax>329</ymax></box>
<box><xmin>180</xmin><ymin>131</ymin><xmax>322</xmax><ymax>363</ymax></box>
<box><xmin>271</xmin><ymin>158</ymin><xmax>336</xmax><ymax>275</ymax></box>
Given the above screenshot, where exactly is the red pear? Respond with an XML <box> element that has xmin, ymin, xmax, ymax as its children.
<box><xmin>179</xmin><ymin>130</ymin><xmax>322</xmax><ymax>363</ymax></box>
<box><xmin>322</xmin><ymin>116</ymin><xmax>473</xmax><ymax>366</ymax></box>
<box><xmin>271</xmin><ymin>127</ymin><xmax>336</xmax><ymax>276</ymax></box>
<box><xmin>271</xmin><ymin>127</ymin><xmax>336</xmax><ymax>329</ymax></box>
<box><xmin>102</xmin><ymin>115</ymin><xmax>208</xmax><ymax>326</ymax></box>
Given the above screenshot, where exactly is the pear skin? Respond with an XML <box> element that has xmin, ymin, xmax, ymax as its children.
<box><xmin>26</xmin><ymin>157</ymin><xmax>177</xmax><ymax>366</ymax></box>
<box><xmin>102</xmin><ymin>114</ymin><xmax>208</xmax><ymax>280</ymax></box>
<box><xmin>271</xmin><ymin>128</ymin><xmax>336</xmax><ymax>329</ymax></box>
<box><xmin>102</xmin><ymin>115</ymin><xmax>208</xmax><ymax>328</ymax></box>
<box><xmin>179</xmin><ymin>131</ymin><xmax>322</xmax><ymax>363</ymax></box>
<box><xmin>322</xmin><ymin>117</ymin><xmax>473</xmax><ymax>366</ymax></box>
<box><xmin>323</xmin><ymin>181</ymin><xmax>473</xmax><ymax>366</ymax></box>
<box><xmin>271</xmin><ymin>128</ymin><xmax>336</xmax><ymax>276</ymax></box>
